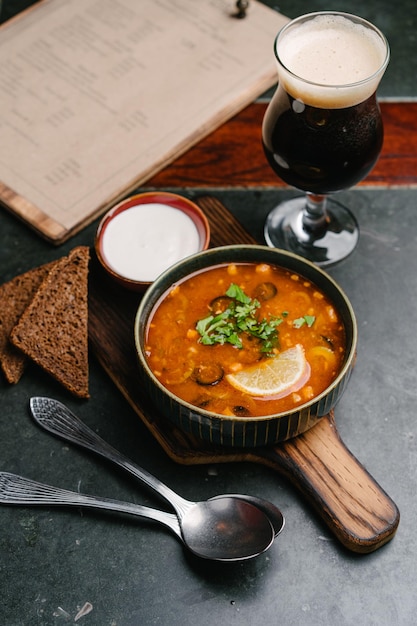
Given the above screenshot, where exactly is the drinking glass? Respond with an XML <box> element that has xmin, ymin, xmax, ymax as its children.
<box><xmin>262</xmin><ymin>12</ymin><xmax>389</xmax><ymax>266</ymax></box>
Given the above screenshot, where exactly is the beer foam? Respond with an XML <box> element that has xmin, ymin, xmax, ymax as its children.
<box><xmin>277</xmin><ymin>15</ymin><xmax>388</xmax><ymax>108</ymax></box>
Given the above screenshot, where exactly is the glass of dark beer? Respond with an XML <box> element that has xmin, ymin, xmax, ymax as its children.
<box><xmin>262</xmin><ymin>12</ymin><xmax>389</xmax><ymax>266</ymax></box>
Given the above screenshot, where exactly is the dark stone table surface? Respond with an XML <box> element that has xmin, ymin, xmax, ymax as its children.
<box><xmin>1</xmin><ymin>2</ymin><xmax>416</xmax><ymax>625</ymax></box>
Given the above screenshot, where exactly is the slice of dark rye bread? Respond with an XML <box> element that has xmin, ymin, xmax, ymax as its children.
<box><xmin>0</xmin><ymin>261</ymin><xmax>57</xmax><ymax>383</ymax></box>
<box><xmin>10</xmin><ymin>246</ymin><xmax>90</xmax><ymax>398</ymax></box>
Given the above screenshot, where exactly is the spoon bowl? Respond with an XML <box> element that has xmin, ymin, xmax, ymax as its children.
<box><xmin>180</xmin><ymin>497</ymin><xmax>274</xmax><ymax>560</ymax></box>
<box><xmin>29</xmin><ymin>397</ymin><xmax>278</xmax><ymax>560</ymax></box>
<box><xmin>211</xmin><ymin>493</ymin><xmax>285</xmax><ymax>537</ymax></box>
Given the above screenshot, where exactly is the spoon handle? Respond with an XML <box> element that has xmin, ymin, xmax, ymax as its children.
<box><xmin>29</xmin><ymin>397</ymin><xmax>191</xmax><ymax>516</ymax></box>
<box><xmin>0</xmin><ymin>471</ymin><xmax>182</xmax><ymax>538</ymax></box>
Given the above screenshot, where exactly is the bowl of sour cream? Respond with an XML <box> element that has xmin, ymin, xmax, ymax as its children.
<box><xmin>95</xmin><ymin>192</ymin><xmax>210</xmax><ymax>291</ymax></box>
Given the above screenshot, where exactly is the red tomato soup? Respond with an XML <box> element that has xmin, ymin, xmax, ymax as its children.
<box><xmin>145</xmin><ymin>262</ymin><xmax>346</xmax><ymax>417</ymax></box>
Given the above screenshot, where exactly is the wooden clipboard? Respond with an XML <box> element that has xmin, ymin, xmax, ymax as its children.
<box><xmin>0</xmin><ymin>0</ymin><xmax>287</xmax><ymax>243</ymax></box>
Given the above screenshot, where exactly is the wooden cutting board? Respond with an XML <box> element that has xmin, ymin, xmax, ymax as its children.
<box><xmin>88</xmin><ymin>195</ymin><xmax>400</xmax><ymax>553</ymax></box>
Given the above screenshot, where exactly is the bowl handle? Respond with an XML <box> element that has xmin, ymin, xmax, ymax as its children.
<box><xmin>254</xmin><ymin>412</ymin><xmax>400</xmax><ymax>553</ymax></box>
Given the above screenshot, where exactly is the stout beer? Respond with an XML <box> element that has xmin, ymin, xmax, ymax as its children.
<box><xmin>262</xmin><ymin>14</ymin><xmax>388</xmax><ymax>194</ymax></box>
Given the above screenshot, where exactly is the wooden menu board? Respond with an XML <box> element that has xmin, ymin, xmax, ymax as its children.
<box><xmin>0</xmin><ymin>0</ymin><xmax>287</xmax><ymax>244</ymax></box>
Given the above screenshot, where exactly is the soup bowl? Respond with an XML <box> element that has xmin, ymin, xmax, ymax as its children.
<box><xmin>134</xmin><ymin>245</ymin><xmax>357</xmax><ymax>448</ymax></box>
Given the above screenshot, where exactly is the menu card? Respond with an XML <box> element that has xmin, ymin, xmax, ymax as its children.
<box><xmin>0</xmin><ymin>0</ymin><xmax>287</xmax><ymax>243</ymax></box>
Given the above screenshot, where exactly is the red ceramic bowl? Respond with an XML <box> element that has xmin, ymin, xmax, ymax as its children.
<box><xmin>95</xmin><ymin>192</ymin><xmax>210</xmax><ymax>291</ymax></box>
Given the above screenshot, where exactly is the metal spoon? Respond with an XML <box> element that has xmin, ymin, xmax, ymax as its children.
<box><xmin>29</xmin><ymin>397</ymin><xmax>276</xmax><ymax>561</ymax></box>
<box><xmin>0</xmin><ymin>473</ymin><xmax>275</xmax><ymax>561</ymax></box>
<box><xmin>29</xmin><ymin>397</ymin><xmax>284</xmax><ymax>536</ymax></box>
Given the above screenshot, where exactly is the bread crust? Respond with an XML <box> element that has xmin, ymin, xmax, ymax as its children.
<box><xmin>10</xmin><ymin>247</ymin><xmax>90</xmax><ymax>398</ymax></box>
<box><xmin>0</xmin><ymin>261</ymin><xmax>56</xmax><ymax>383</ymax></box>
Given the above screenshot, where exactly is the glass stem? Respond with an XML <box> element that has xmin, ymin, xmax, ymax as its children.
<box><xmin>302</xmin><ymin>193</ymin><xmax>328</xmax><ymax>237</ymax></box>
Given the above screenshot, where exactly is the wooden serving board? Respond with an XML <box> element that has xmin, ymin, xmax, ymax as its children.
<box><xmin>88</xmin><ymin>195</ymin><xmax>400</xmax><ymax>553</ymax></box>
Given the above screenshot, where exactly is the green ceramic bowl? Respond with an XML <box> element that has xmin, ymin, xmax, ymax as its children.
<box><xmin>134</xmin><ymin>245</ymin><xmax>357</xmax><ymax>448</ymax></box>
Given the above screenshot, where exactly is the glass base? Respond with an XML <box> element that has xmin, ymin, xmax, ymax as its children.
<box><xmin>264</xmin><ymin>196</ymin><xmax>359</xmax><ymax>267</ymax></box>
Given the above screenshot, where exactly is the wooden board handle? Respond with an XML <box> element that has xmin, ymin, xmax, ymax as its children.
<box><xmin>256</xmin><ymin>413</ymin><xmax>400</xmax><ymax>553</ymax></box>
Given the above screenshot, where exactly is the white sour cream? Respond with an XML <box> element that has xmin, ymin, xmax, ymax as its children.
<box><xmin>101</xmin><ymin>202</ymin><xmax>201</xmax><ymax>281</ymax></box>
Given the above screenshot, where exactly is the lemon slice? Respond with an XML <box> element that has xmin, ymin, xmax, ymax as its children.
<box><xmin>226</xmin><ymin>344</ymin><xmax>310</xmax><ymax>398</ymax></box>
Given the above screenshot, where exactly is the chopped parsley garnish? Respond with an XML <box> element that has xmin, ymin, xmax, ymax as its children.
<box><xmin>196</xmin><ymin>283</ymin><xmax>283</xmax><ymax>356</ymax></box>
<box><xmin>196</xmin><ymin>284</ymin><xmax>315</xmax><ymax>357</ymax></box>
<box><xmin>293</xmin><ymin>315</ymin><xmax>316</xmax><ymax>328</ymax></box>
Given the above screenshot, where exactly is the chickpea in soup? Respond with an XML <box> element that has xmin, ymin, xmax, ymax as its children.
<box><xmin>145</xmin><ymin>263</ymin><xmax>346</xmax><ymax>417</ymax></box>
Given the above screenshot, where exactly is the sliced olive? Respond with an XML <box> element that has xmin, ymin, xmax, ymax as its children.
<box><xmin>253</xmin><ymin>282</ymin><xmax>277</xmax><ymax>301</ymax></box>
<box><xmin>192</xmin><ymin>363</ymin><xmax>224</xmax><ymax>386</ymax></box>
<box><xmin>232</xmin><ymin>405</ymin><xmax>252</xmax><ymax>417</ymax></box>
<box><xmin>320</xmin><ymin>335</ymin><xmax>335</xmax><ymax>350</ymax></box>
<box><xmin>239</xmin><ymin>334</ymin><xmax>264</xmax><ymax>364</ymax></box>
<box><xmin>197</xmin><ymin>398</ymin><xmax>212</xmax><ymax>409</ymax></box>
<box><xmin>209</xmin><ymin>296</ymin><xmax>234</xmax><ymax>315</ymax></box>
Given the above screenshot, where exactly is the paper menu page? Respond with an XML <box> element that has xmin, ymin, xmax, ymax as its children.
<box><xmin>0</xmin><ymin>0</ymin><xmax>287</xmax><ymax>243</ymax></box>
